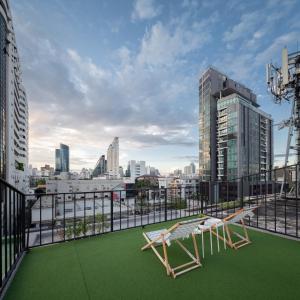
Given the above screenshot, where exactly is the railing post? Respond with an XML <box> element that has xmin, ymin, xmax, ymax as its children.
<box><xmin>241</xmin><ymin>177</ymin><xmax>244</xmax><ymax>209</ymax></box>
<box><xmin>110</xmin><ymin>191</ymin><xmax>114</xmax><ymax>232</ymax></box>
<box><xmin>22</xmin><ymin>194</ymin><xmax>26</xmax><ymax>249</ymax></box>
<box><xmin>164</xmin><ymin>188</ymin><xmax>167</xmax><ymax>221</ymax></box>
<box><xmin>296</xmin><ymin>164</ymin><xmax>299</xmax><ymax>238</ymax></box>
<box><xmin>25</xmin><ymin>197</ymin><xmax>30</xmax><ymax>250</ymax></box>
<box><xmin>200</xmin><ymin>182</ymin><xmax>203</xmax><ymax>214</ymax></box>
<box><xmin>274</xmin><ymin>169</ymin><xmax>277</xmax><ymax>233</ymax></box>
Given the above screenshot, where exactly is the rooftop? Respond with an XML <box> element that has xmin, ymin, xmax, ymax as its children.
<box><xmin>5</xmin><ymin>218</ymin><xmax>300</xmax><ymax>300</ymax></box>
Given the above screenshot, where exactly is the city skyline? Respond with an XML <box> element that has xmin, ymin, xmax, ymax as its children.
<box><xmin>9</xmin><ymin>0</ymin><xmax>300</xmax><ymax>173</ymax></box>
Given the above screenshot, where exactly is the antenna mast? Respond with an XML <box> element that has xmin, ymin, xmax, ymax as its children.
<box><xmin>267</xmin><ymin>48</ymin><xmax>300</xmax><ymax>163</ymax></box>
<box><xmin>267</xmin><ymin>48</ymin><xmax>300</xmax><ymax>198</ymax></box>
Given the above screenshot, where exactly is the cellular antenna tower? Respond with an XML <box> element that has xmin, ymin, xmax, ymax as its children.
<box><xmin>267</xmin><ymin>48</ymin><xmax>300</xmax><ymax>166</ymax></box>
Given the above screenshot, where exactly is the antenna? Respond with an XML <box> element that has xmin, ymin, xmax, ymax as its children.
<box><xmin>266</xmin><ymin>47</ymin><xmax>300</xmax><ymax>198</ymax></box>
<box><xmin>282</xmin><ymin>48</ymin><xmax>289</xmax><ymax>86</ymax></box>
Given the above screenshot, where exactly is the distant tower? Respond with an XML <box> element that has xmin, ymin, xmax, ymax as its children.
<box><xmin>55</xmin><ymin>144</ymin><xmax>69</xmax><ymax>174</ymax></box>
<box><xmin>107</xmin><ymin>137</ymin><xmax>119</xmax><ymax>179</ymax></box>
<box><xmin>0</xmin><ymin>0</ymin><xmax>29</xmax><ymax>192</ymax></box>
<box><xmin>60</xmin><ymin>144</ymin><xmax>69</xmax><ymax>172</ymax></box>
<box><xmin>55</xmin><ymin>149</ymin><xmax>61</xmax><ymax>173</ymax></box>
<box><xmin>92</xmin><ymin>154</ymin><xmax>107</xmax><ymax>177</ymax></box>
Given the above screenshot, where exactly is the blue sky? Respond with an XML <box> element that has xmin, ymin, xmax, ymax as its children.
<box><xmin>10</xmin><ymin>0</ymin><xmax>300</xmax><ymax>173</ymax></box>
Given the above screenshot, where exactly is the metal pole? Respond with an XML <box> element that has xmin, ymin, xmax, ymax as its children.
<box><xmin>110</xmin><ymin>191</ymin><xmax>114</xmax><ymax>232</ymax></box>
<box><xmin>295</xmin><ymin>61</ymin><xmax>300</xmax><ymax>165</ymax></box>
<box><xmin>280</xmin><ymin>98</ymin><xmax>295</xmax><ymax>198</ymax></box>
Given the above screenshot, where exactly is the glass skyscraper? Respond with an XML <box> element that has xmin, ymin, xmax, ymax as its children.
<box><xmin>55</xmin><ymin>144</ymin><xmax>69</xmax><ymax>173</ymax></box>
<box><xmin>92</xmin><ymin>155</ymin><xmax>107</xmax><ymax>177</ymax></box>
<box><xmin>60</xmin><ymin>144</ymin><xmax>69</xmax><ymax>172</ymax></box>
<box><xmin>55</xmin><ymin>149</ymin><xmax>61</xmax><ymax>173</ymax></box>
<box><xmin>199</xmin><ymin>67</ymin><xmax>273</xmax><ymax>184</ymax></box>
<box><xmin>217</xmin><ymin>94</ymin><xmax>272</xmax><ymax>181</ymax></box>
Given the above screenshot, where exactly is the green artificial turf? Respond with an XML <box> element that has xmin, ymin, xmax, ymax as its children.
<box><xmin>4</xmin><ymin>219</ymin><xmax>300</xmax><ymax>300</ymax></box>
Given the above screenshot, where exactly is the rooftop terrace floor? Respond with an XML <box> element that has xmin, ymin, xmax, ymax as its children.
<box><xmin>4</xmin><ymin>219</ymin><xmax>300</xmax><ymax>300</ymax></box>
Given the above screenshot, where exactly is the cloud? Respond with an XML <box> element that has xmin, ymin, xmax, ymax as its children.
<box><xmin>216</xmin><ymin>0</ymin><xmax>299</xmax><ymax>86</ymax></box>
<box><xmin>223</xmin><ymin>11</ymin><xmax>261</xmax><ymax>43</ymax></box>
<box><xmin>173</xmin><ymin>155</ymin><xmax>198</xmax><ymax>162</ymax></box>
<box><xmin>182</xmin><ymin>0</ymin><xmax>198</xmax><ymax>8</ymax></box>
<box><xmin>223</xmin><ymin>1</ymin><xmax>296</xmax><ymax>48</ymax></box>
<box><xmin>137</xmin><ymin>12</ymin><xmax>217</xmax><ymax>67</ymax></box>
<box><xmin>255</xmin><ymin>32</ymin><xmax>299</xmax><ymax>65</ymax></box>
<box><xmin>131</xmin><ymin>0</ymin><xmax>162</xmax><ymax>21</ymax></box>
<box><xmin>13</xmin><ymin>0</ymin><xmax>299</xmax><ymax>171</ymax></box>
<box><xmin>13</xmin><ymin>7</ymin><xmax>215</xmax><ymax>169</ymax></box>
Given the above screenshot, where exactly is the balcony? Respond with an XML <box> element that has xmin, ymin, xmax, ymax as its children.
<box><xmin>4</xmin><ymin>218</ymin><xmax>300</xmax><ymax>300</ymax></box>
<box><xmin>1</xmin><ymin>165</ymin><xmax>300</xmax><ymax>299</ymax></box>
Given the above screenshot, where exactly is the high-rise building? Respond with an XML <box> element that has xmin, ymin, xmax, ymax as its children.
<box><xmin>0</xmin><ymin>0</ymin><xmax>28</xmax><ymax>193</ymax></box>
<box><xmin>119</xmin><ymin>166</ymin><xmax>124</xmax><ymax>178</ymax></box>
<box><xmin>55</xmin><ymin>144</ymin><xmax>70</xmax><ymax>174</ymax></box>
<box><xmin>55</xmin><ymin>149</ymin><xmax>61</xmax><ymax>173</ymax></box>
<box><xmin>184</xmin><ymin>162</ymin><xmax>196</xmax><ymax>175</ymax></box>
<box><xmin>199</xmin><ymin>67</ymin><xmax>273</xmax><ymax>183</ymax></box>
<box><xmin>107</xmin><ymin>137</ymin><xmax>119</xmax><ymax>179</ymax></box>
<box><xmin>92</xmin><ymin>154</ymin><xmax>107</xmax><ymax>177</ymax></box>
<box><xmin>127</xmin><ymin>160</ymin><xmax>146</xmax><ymax>179</ymax></box>
<box><xmin>60</xmin><ymin>144</ymin><xmax>69</xmax><ymax>172</ymax></box>
<box><xmin>173</xmin><ymin>169</ymin><xmax>182</xmax><ymax>177</ymax></box>
<box><xmin>217</xmin><ymin>93</ymin><xmax>273</xmax><ymax>181</ymax></box>
<box><xmin>146</xmin><ymin>165</ymin><xmax>160</xmax><ymax>176</ymax></box>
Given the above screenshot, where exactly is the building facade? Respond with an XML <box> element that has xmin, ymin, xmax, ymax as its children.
<box><xmin>92</xmin><ymin>154</ymin><xmax>107</xmax><ymax>177</ymax></box>
<box><xmin>146</xmin><ymin>166</ymin><xmax>160</xmax><ymax>176</ymax></box>
<box><xmin>107</xmin><ymin>137</ymin><xmax>119</xmax><ymax>179</ymax></box>
<box><xmin>127</xmin><ymin>160</ymin><xmax>146</xmax><ymax>180</ymax></box>
<box><xmin>55</xmin><ymin>143</ymin><xmax>70</xmax><ymax>173</ymax></box>
<box><xmin>55</xmin><ymin>149</ymin><xmax>61</xmax><ymax>173</ymax></box>
<box><xmin>0</xmin><ymin>0</ymin><xmax>28</xmax><ymax>192</ymax></box>
<box><xmin>46</xmin><ymin>178</ymin><xmax>124</xmax><ymax>197</ymax></box>
<box><xmin>217</xmin><ymin>94</ymin><xmax>273</xmax><ymax>181</ymax></box>
<box><xmin>40</xmin><ymin>164</ymin><xmax>54</xmax><ymax>177</ymax></box>
<box><xmin>184</xmin><ymin>162</ymin><xmax>196</xmax><ymax>175</ymax></box>
<box><xmin>199</xmin><ymin>67</ymin><xmax>273</xmax><ymax>184</ymax></box>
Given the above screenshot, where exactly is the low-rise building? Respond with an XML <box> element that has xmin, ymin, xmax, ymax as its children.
<box><xmin>46</xmin><ymin>178</ymin><xmax>124</xmax><ymax>196</ymax></box>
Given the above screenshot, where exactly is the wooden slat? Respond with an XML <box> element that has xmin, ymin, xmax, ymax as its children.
<box><xmin>174</xmin><ymin>264</ymin><xmax>201</xmax><ymax>278</ymax></box>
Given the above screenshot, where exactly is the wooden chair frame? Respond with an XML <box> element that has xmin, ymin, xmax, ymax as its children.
<box><xmin>210</xmin><ymin>208</ymin><xmax>254</xmax><ymax>249</ymax></box>
<box><xmin>142</xmin><ymin>220</ymin><xmax>205</xmax><ymax>278</ymax></box>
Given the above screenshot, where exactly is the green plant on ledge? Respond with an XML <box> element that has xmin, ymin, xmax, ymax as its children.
<box><xmin>95</xmin><ymin>213</ymin><xmax>109</xmax><ymax>234</ymax></box>
<box><xmin>198</xmin><ymin>213</ymin><xmax>207</xmax><ymax>218</ymax></box>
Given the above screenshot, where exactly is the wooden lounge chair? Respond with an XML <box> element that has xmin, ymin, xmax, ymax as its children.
<box><xmin>141</xmin><ymin>218</ymin><xmax>208</xmax><ymax>278</ymax></box>
<box><xmin>210</xmin><ymin>206</ymin><xmax>257</xmax><ymax>250</ymax></box>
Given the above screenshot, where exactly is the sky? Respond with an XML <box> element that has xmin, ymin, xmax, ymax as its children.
<box><xmin>10</xmin><ymin>0</ymin><xmax>300</xmax><ymax>174</ymax></box>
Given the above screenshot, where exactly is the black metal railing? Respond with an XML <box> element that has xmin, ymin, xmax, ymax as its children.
<box><xmin>199</xmin><ymin>163</ymin><xmax>300</xmax><ymax>238</ymax></box>
<box><xmin>0</xmin><ymin>178</ymin><xmax>26</xmax><ymax>295</ymax></box>
<box><xmin>1</xmin><ymin>163</ymin><xmax>300</xmax><ymax>263</ymax></box>
<box><xmin>25</xmin><ymin>164</ymin><xmax>300</xmax><ymax>248</ymax></box>
<box><xmin>25</xmin><ymin>187</ymin><xmax>205</xmax><ymax>247</ymax></box>
<box><xmin>240</xmin><ymin>164</ymin><xmax>299</xmax><ymax>238</ymax></box>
